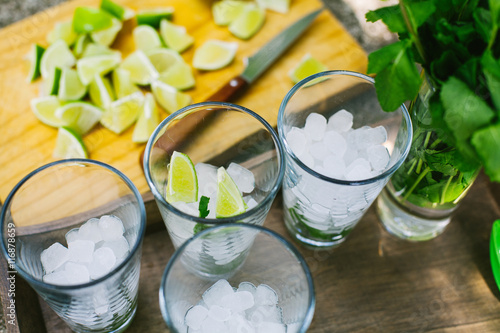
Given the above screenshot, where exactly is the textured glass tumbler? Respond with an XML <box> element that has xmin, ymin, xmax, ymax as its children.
<box><xmin>278</xmin><ymin>70</ymin><xmax>412</xmax><ymax>249</ymax></box>
<box><xmin>144</xmin><ymin>102</ymin><xmax>285</xmax><ymax>250</ymax></box>
<box><xmin>159</xmin><ymin>223</ymin><xmax>315</xmax><ymax>333</ymax></box>
<box><xmin>0</xmin><ymin>160</ymin><xmax>146</xmax><ymax>332</ymax></box>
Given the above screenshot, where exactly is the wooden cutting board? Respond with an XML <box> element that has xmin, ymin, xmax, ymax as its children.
<box><xmin>0</xmin><ymin>0</ymin><xmax>367</xmax><ymax>203</ymax></box>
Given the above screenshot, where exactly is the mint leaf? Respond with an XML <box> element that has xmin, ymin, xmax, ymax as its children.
<box><xmin>424</xmin><ymin>149</ymin><xmax>458</xmax><ymax>176</ymax></box>
<box><xmin>198</xmin><ymin>195</ymin><xmax>210</xmax><ymax>218</ymax></box>
<box><xmin>471</xmin><ymin>124</ymin><xmax>500</xmax><ymax>182</ymax></box>
<box><xmin>484</xmin><ymin>70</ymin><xmax>500</xmax><ymax>110</ymax></box>
<box><xmin>366</xmin><ymin>6</ymin><xmax>407</xmax><ymax>33</ymax></box>
<box><xmin>474</xmin><ymin>8</ymin><xmax>493</xmax><ymax>43</ymax></box>
<box><xmin>490</xmin><ymin>0</ymin><xmax>500</xmax><ymax>25</ymax></box>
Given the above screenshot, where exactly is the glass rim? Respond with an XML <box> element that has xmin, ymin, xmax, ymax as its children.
<box><xmin>0</xmin><ymin>158</ymin><xmax>147</xmax><ymax>291</ymax></box>
<box><xmin>143</xmin><ymin>101</ymin><xmax>286</xmax><ymax>224</ymax></box>
<box><xmin>158</xmin><ymin>222</ymin><xmax>316</xmax><ymax>332</ymax></box>
<box><xmin>277</xmin><ymin>70</ymin><xmax>413</xmax><ymax>186</ymax></box>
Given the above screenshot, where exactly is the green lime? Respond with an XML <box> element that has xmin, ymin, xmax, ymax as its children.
<box><xmin>146</xmin><ymin>48</ymin><xmax>183</xmax><ymax>73</ymax></box>
<box><xmin>89</xmin><ymin>74</ymin><xmax>115</xmax><ymax>108</ymax></box>
<box><xmin>256</xmin><ymin>0</ymin><xmax>290</xmax><ymax>14</ymax></box>
<box><xmin>73</xmin><ymin>34</ymin><xmax>90</xmax><ymax>57</ymax></box>
<box><xmin>76</xmin><ymin>53</ymin><xmax>121</xmax><ymax>85</ymax></box>
<box><xmin>159</xmin><ymin>19</ymin><xmax>194</xmax><ymax>53</ymax></box>
<box><xmin>55</xmin><ymin>101</ymin><xmax>102</xmax><ymax>135</ymax></box>
<box><xmin>166</xmin><ymin>151</ymin><xmax>198</xmax><ymax>203</ymax></box>
<box><xmin>111</xmin><ymin>68</ymin><xmax>141</xmax><ymax>99</ymax></box>
<box><xmin>132</xmin><ymin>93</ymin><xmax>160</xmax><ymax>143</ymax></box>
<box><xmin>90</xmin><ymin>17</ymin><xmax>122</xmax><ymax>46</ymax></box>
<box><xmin>72</xmin><ymin>7</ymin><xmax>114</xmax><ymax>34</ymax></box>
<box><xmin>133</xmin><ymin>25</ymin><xmax>163</xmax><ymax>52</ymax></box>
<box><xmin>288</xmin><ymin>53</ymin><xmax>328</xmax><ymax>85</ymax></box>
<box><xmin>40</xmin><ymin>40</ymin><xmax>76</xmax><ymax>79</ymax></box>
<box><xmin>151</xmin><ymin>80</ymin><xmax>192</xmax><ymax>114</ymax></box>
<box><xmin>53</xmin><ymin>127</ymin><xmax>88</xmax><ymax>159</ymax></box>
<box><xmin>119</xmin><ymin>50</ymin><xmax>159</xmax><ymax>85</ymax></box>
<box><xmin>192</xmin><ymin>39</ymin><xmax>238</xmax><ymax>70</ymax></box>
<box><xmin>228</xmin><ymin>4</ymin><xmax>265</xmax><ymax>40</ymax></box>
<box><xmin>47</xmin><ymin>21</ymin><xmax>78</xmax><ymax>46</ymax></box>
<box><xmin>215</xmin><ymin>167</ymin><xmax>246</xmax><ymax>218</ymax></box>
<box><xmin>58</xmin><ymin>68</ymin><xmax>87</xmax><ymax>101</ymax></box>
<box><xmin>26</xmin><ymin>44</ymin><xmax>45</xmax><ymax>82</ymax></box>
<box><xmin>158</xmin><ymin>61</ymin><xmax>195</xmax><ymax>90</ymax></box>
<box><xmin>47</xmin><ymin>67</ymin><xmax>62</xmax><ymax>96</ymax></box>
<box><xmin>212</xmin><ymin>1</ymin><xmax>248</xmax><ymax>26</ymax></box>
<box><xmin>136</xmin><ymin>7</ymin><xmax>174</xmax><ymax>28</ymax></box>
<box><xmin>100</xmin><ymin>0</ymin><xmax>135</xmax><ymax>20</ymax></box>
<box><xmin>81</xmin><ymin>43</ymin><xmax>120</xmax><ymax>58</ymax></box>
<box><xmin>100</xmin><ymin>92</ymin><xmax>144</xmax><ymax>134</ymax></box>
<box><xmin>30</xmin><ymin>96</ymin><xmax>64</xmax><ymax>127</ymax></box>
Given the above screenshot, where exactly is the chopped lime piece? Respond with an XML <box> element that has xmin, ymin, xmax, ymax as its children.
<box><xmin>216</xmin><ymin>167</ymin><xmax>246</xmax><ymax>218</ymax></box>
<box><xmin>47</xmin><ymin>67</ymin><xmax>62</xmax><ymax>96</ymax></box>
<box><xmin>288</xmin><ymin>53</ymin><xmax>328</xmax><ymax>85</ymax></box>
<box><xmin>136</xmin><ymin>7</ymin><xmax>174</xmax><ymax>28</ymax></box>
<box><xmin>53</xmin><ymin>127</ymin><xmax>88</xmax><ymax>159</ymax></box>
<box><xmin>76</xmin><ymin>53</ymin><xmax>121</xmax><ymax>85</ymax></box>
<box><xmin>229</xmin><ymin>4</ymin><xmax>265</xmax><ymax>40</ymax></box>
<box><xmin>58</xmin><ymin>68</ymin><xmax>87</xmax><ymax>101</ymax></box>
<box><xmin>90</xmin><ymin>17</ymin><xmax>122</xmax><ymax>46</ymax></box>
<box><xmin>166</xmin><ymin>151</ymin><xmax>198</xmax><ymax>203</ymax></box>
<box><xmin>81</xmin><ymin>43</ymin><xmax>120</xmax><ymax>58</ymax></box>
<box><xmin>159</xmin><ymin>19</ymin><xmax>194</xmax><ymax>53</ymax></box>
<box><xmin>47</xmin><ymin>21</ymin><xmax>78</xmax><ymax>46</ymax></box>
<box><xmin>256</xmin><ymin>0</ymin><xmax>290</xmax><ymax>14</ymax></box>
<box><xmin>55</xmin><ymin>102</ymin><xmax>102</xmax><ymax>135</ymax></box>
<box><xmin>26</xmin><ymin>43</ymin><xmax>45</xmax><ymax>82</ymax></box>
<box><xmin>100</xmin><ymin>0</ymin><xmax>135</xmax><ymax>20</ymax></box>
<box><xmin>112</xmin><ymin>68</ymin><xmax>141</xmax><ymax>99</ymax></box>
<box><xmin>133</xmin><ymin>25</ymin><xmax>162</xmax><ymax>52</ymax></box>
<box><xmin>30</xmin><ymin>96</ymin><xmax>64</xmax><ymax>127</ymax></box>
<box><xmin>212</xmin><ymin>1</ymin><xmax>248</xmax><ymax>26</ymax></box>
<box><xmin>151</xmin><ymin>80</ymin><xmax>192</xmax><ymax>114</ymax></box>
<box><xmin>100</xmin><ymin>92</ymin><xmax>144</xmax><ymax>134</ymax></box>
<box><xmin>192</xmin><ymin>39</ymin><xmax>238</xmax><ymax>71</ymax></box>
<box><xmin>158</xmin><ymin>62</ymin><xmax>195</xmax><ymax>90</ymax></box>
<box><xmin>73</xmin><ymin>7</ymin><xmax>114</xmax><ymax>34</ymax></box>
<box><xmin>146</xmin><ymin>48</ymin><xmax>183</xmax><ymax>73</ymax></box>
<box><xmin>40</xmin><ymin>40</ymin><xmax>76</xmax><ymax>79</ymax></box>
<box><xmin>119</xmin><ymin>50</ymin><xmax>159</xmax><ymax>85</ymax></box>
<box><xmin>73</xmin><ymin>34</ymin><xmax>90</xmax><ymax>57</ymax></box>
<box><xmin>132</xmin><ymin>93</ymin><xmax>160</xmax><ymax>143</ymax></box>
<box><xmin>89</xmin><ymin>74</ymin><xmax>115</xmax><ymax>108</ymax></box>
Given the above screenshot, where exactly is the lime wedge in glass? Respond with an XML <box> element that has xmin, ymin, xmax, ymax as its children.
<box><xmin>133</xmin><ymin>25</ymin><xmax>163</xmax><ymax>52</ymax></box>
<box><xmin>73</xmin><ymin>34</ymin><xmax>90</xmax><ymax>58</ymax></box>
<box><xmin>151</xmin><ymin>80</ymin><xmax>192</xmax><ymax>114</ymax></box>
<box><xmin>212</xmin><ymin>0</ymin><xmax>248</xmax><ymax>26</ymax></box>
<box><xmin>288</xmin><ymin>53</ymin><xmax>328</xmax><ymax>85</ymax></box>
<box><xmin>90</xmin><ymin>17</ymin><xmax>123</xmax><ymax>46</ymax></box>
<box><xmin>53</xmin><ymin>127</ymin><xmax>88</xmax><ymax>159</ymax></box>
<box><xmin>58</xmin><ymin>68</ymin><xmax>87</xmax><ymax>101</ymax></box>
<box><xmin>55</xmin><ymin>101</ymin><xmax>102</xmax><ymax>135</ymax></box>
<box><xmin>158</xmin><ymin>61</ymin><xmax>195</xmax><ymax>90</ymax></box>
<box><xmin>72</xmin><ymin>7</ymin><xmax>114</xmax><ymax>34</ymax></box>
<box><xmin>30</xmin><ymin>96</ymin><xmax>64</xmax><ymax>127</ymax></box>
<box><xmin>192</xmin><ymin>39</ymin><xmax>238</xmax><ymax>70</ymax></box>
<box><xmin>146</xmin><ymin>48</ymin><xmax>183</xmax><ymax>73</ymax></box>
<box><xmin>89</xmin><ymin>74</ymin><xmax>115</xmax><ymax>108</ymax></box>
<box><xmin>76</xmin><ymin>52</ymin><xmax>121</xmax><ymax>85</ymax></box>
<box><xmin>100</xmin><ymin>0</ymin><xmax>135</xmax><ymax>20</ymax></box>
<box><xmin>47</xmin><ymin>21</ymin><xmax>78</xmax><ymax>46</ymax></box>
<box><xmin>112</xmin><ymin>68</ymin><xmax>141</xmax><ymax>99</ymax></box>
<box><xmin>40</xmin><ymin>40</ymin><xmax>75</xmax><ymax>79</ymax></box>
<box><xmin>256</xmin><ymin>0</ymin><xmax>290</xmax><ymax>14</ymax></box>
<box><xmin>166</xmin><ymin>151</ymin><xmax>198</xmax><ymax>203</ymax></box>
<box><xmin>132</xmin><ymin>93</ymin><xmax>160</xmax><ymax>143</ymax></box>
<box><xmin>47</xmin><ymin>67</ymin><xmax>62</xmax><ymax>96</ymax></box>
<box><xmin>216</xmin><ymin>167</ymin><xmax>246</xmax><ymax>218</ymax></box>
<box><xmin>119</xmin><ymin>50</ymin><xmax>159</xmax><ymax>85</ymax></box>
<box><xmin>229</xmin><ymin>4</ymin><xmax>265</xmax><ymax>40</ymax></box>
<box><xmin>81</xmin><ymin>43</ymin><xmax>120</xmax><ymax>58</ymax></box>
<box><xmin>100</xmin><ymin>92</ymin><xmax>144</xmax><ymax>134</ymax></box>
<box><xmin>26</xmin><ymin>44</ymin><xmax>45</xmax><ymax>82</ymax></box>
<box><xmin>159</xmin><ymin>19</ymin><xmax>194</xmax><ymax>53</ymax></box>
<box><xmin>136</xmin><ymin>7</ymin><xmax>174</xmax><ymax>28</ymax></box>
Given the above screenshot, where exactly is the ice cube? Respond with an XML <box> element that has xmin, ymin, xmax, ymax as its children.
<box><xmin>303</xmin><ymin>113</ymin><xmax>327</xmax><ymax>141</ymax></box>
<box><xmin>298</xmin><ymin>152</ymin><xmax>314</xmax><ymax>169</ymax></box>
<box><xmin>249</xmin><ymin>305</ymin><xmax>282</xmax><ymax>326</ymax></box>
<box><xmin>208</xmin><ymin>305</ymin><xmax>231</xmax><ymax>322</ymax></box>
<box><xmin>254</xmin><ymin>284</ymin><xmax>278</xmax><ymax>306</ymax></box>
<box><xmin>367</xmin><ymin>145</ymin><xmax>390</xmax><ymax>172</ymax></box>
<box><xmin>185</xmin><ymin>305</ymin><xmax>208</xmax><ymax>330</ymax></box>
<box><xmin>286</xmin><ymin>322</ymin><xmax>302</xmax><ymax>333</ymax></box>
<box><xmin>202</xmin><ymin>316</ymin><xmax>228</xmax><ymax>333</ymax></box>
<box><xmin>88</xmin><ymin>247</ymin><xmax>116</xmax><ymax>280</ymax></box>
<box><xmin>257</xmin><ymin>322</ymin><xmax>286</xmax><ymax>333</ymax></box>
<box><xmin>227</xmin><ymin>163</ymin><xmax>255</xmax><ymax>193</ymax></box>
<box><xmin>324</xmin><ymin>130</ymin><xmax>347</xmax><ymax>157</ymax></box>
<box><xmin>99</xmin><ymin>215</ymin><xmax>125</xmax><ymax>241</ymax></box>
<box><xmin>93</xmin><ymin>290</ymin><xmax>109</xmax><ymax>315</ymax></box>
<box><xmin>327</xmin><ymin>109</ymin><xmax>353</xmax><ymax>133</ymax></box>
<box><xmin>237</xmin><ymin>282</ymin><xmax>256</xmax><ymax>295</ymax></box>
<box><xmin>78</xmin><ymin>218</ymin><xmax>103</xmax><ymax>243</ymax></box>
<box><xmin>196</xmin><ymin>163</ymin><xmax>218</xmax><ymax>198</ymax></box>
<box><xmin>202</xmin><ymin>279</ymin><xmax>234</xmax><ymax>307</ymax></box>
<box><xmin>286</xmin><ymin>127</ymin><xmax>308</xmax><ymax>156</ymax></box>
<box><xmin>43</xmin><ymin>270</ymin><xmax>69</xmax><ymax>285</ymax></box>
<box><xmin>171</xmin><ymin>201</ymin><xmax>199</xmax><ymax>216</ymax></box>
<box><xmin>244</xmin><ymin>197</ymin><xmax>258</xmax><ymax>210</ymax></box>
<box><xmin>64</xmin><ymin>262</ymin><xmax>90</xmax><ymax>285</ymax></box>
<box><xmin>65</xmin><ymin>228</ymin><xmax>80</xmax><ymax>244</ymax></box>
<box><xmin>41</xmin><ymin>242</ymin><xmax>70</xmax><ymax>274</ymax></box>
<box><xmin>308</xmin><ymin>142</ymin><xmax>328</xmax><ymax>161</ymax></box>
<box><xmin>222</xmin><ymin>290</ymin><xmax>255</xmax><ymax>313</ymax></box>
<box><xmin>68</xmin><ymin>240</ymin><xmax>95</xmax><ymax>264</ymax></box>
<box><xmin>323</xmin><ymin>155</ymin><xmax>346</xmax><ymax>179</ymax></box>
<box><xmin>366</xmin><ymin>126</ymin><xmax>387</xmax><ymax>146</ymax></box>
<box><xmin>345</xmin><ymin>158</ymin><xmax>372</xmax><ymax>181</ymax></box>
<box><xmin>226</xmin><ymin>314</ymin><xmax>255</xmax><ymax>333</ymax></box>
<box><xmin>100</xmin><ymin>236</ymin><xmax>130</xmax><ymax>262</ymax></box>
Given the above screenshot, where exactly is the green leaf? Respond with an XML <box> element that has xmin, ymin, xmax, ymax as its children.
<box><xmin>484</xmin><ymin>70</ymin><xmax>500</xmax><ymax>110</ymax></box>
<box><xmin>490</xmin><ymin>0</ymin><xmax>500</xmax><ymax>25</ymax></box>
<box><xmin>481</xmin><ymin>49</ymin><xmax>500</xmax><ymax>78</ymax></box>
<box><xmin>471</xmin><ymin>123</ymin><xmax>500</xmax><ymax>182</ymax></box>
<box><xmin>198</xmin><ymin>195</ymin><xmax>210</xmax><ymax>218</ymax></box>
<box><xmin>424</xmin><ymin>149</ymin><xmax>458</xmax><ymax>176</ymax></box>
<box><xmin>430</xmin><ymin>50</ymin><xmax>462</xmax><ymax>83</ymax></box>
<box><xmin>474</xmin><ymin>7</ymin><xmax>493</xmax><ymax>43</ymax></box>
<box><xmin>366</xmin><ymin>5</ymin><xmax>407</xmax><ymax>33</ymax></box>
<box><xmin>407</xmin><ymin>1</ymin><xmax>436</xmax><ymax>27</ymax></box>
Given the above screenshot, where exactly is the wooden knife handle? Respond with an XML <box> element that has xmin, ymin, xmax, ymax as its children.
<box><xmin>205</xmin><ymin>76</ymin><xmax>248</xmax><ymax>102</ymax></box>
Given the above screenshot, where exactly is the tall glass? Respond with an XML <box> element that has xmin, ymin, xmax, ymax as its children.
<box><xmin>278</xmin><ymin>70</ymin><xmax>412</xmax><ymax>249</ymax></box>
<box><xmin>144</xmin><ymin>102</ymin><xmax>285</xmax><ymax>250</ymax></box>
<box><xmin>0</xmin><ymin>159</ymin><xmax>146</xmax><ymax>332</ymax></box>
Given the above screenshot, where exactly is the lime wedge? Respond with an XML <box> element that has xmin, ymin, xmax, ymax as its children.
<box><xmin>90</xmin><ymin>17</ymin><xmax>122</xmax><ymax>46</ymax></box>
<box><xmin>212</xmin><ymin>1</ymin><xmax>247</xmax><ymax>26</ymax></box>
<box><xmin>136</xmin><ymin>8</ymin><xmax>174</xmax><ymax>29</ymax></box>
<box><xmin>151</xmin><ymin>80</ymin><xmax>192</xmax><ymax>114</ymax></box>
<box><xmin>112</xmin><ymin>68</ymin><xmax>141</xmax><ymax>99</ymax></box>
<box><xmin>158</xmin><ymin>62</ymin><xmax>195</xmax><ymax>90</ymax></box>
<box><xmin>100</xmin><ymin>92</ymin><xmax>144</xmax><ymax>134</ymax></box>
<box><xmin>215</xmin><ymin>167</ymin><xmax>246</xmax><ymax>218</ymax></box>
<box><xmin>132</xmin><ymin>93</ymin><xmax>160</xmax><ymax>143</ymax></box>
<box><xmin>256</xmin><ymin>0</ymin><xmax>290</xmax><ymax>14</ymax></box>
<box><xmin>81</xmin><ymin>43</ymin><xmax>120</xmax><ymax>58</ymax></box>
<box><xmin>26</xmin><ymin>44</ymin><xmax>45</xmax><ymax>82</ymax></box>
<box><xmin>159</xmin><ymin>19</ymin><xmax>194</xmax><ymax>53</ymax></box>
<box><xmin>47</xmin><ymin>21</ymin><xmax>78</xmax><ymax>46</ymax></box>
<box><xmin>73</xmin><ymin>7</ymin><xmax>114</xmax><ymax>34</ymax></box>
<box><xmin>40</xmin><ymin>40</ymin><xmax>76</xmax><ymax>79</ymax></box>
<box><xmin>73</xmin><ymin>34</ymin><xmax>90</xmax><ymax>57</ymax></box>
<box><xmin>47</xmin><ymin>67</ymin><xmax>62</xmax><ymax>96</ymax></box>
<box><xmin>229</xmin><ymin>4</ymin><xmax>265</xmax><ymax>40</ymax></box>
<box><xmin>58</xmin><ymin>68</ymin><xmax>87</xmax><ymax>101</ymax></box>
<box><xmin>30</xmin><ymin>96</ymin><xmax>64</xmax><ymax>127</ymax></box>
<box><xmin>100</xmin><ymin>0</ymin><xmax>135</xmax><ymax>20</ymax></box>
<box><xmin>119</xmin><ymin>50</ymin><xmax>159</xmax><ymax>85</ymax></box>
<box><xmin>166</xmin><ymin>151</ymin><xmax>198</xmax><ymax>203</ymax></box>
<box><xmin>55</xmin><ymin>102</ymin><xmax>102</xmax><ymax>135</ymax></box>
<box><xmin>53</xmin><ymin>127</ymin><xmax>88</xmax><ymax>159</ymax></box>
<box><xmin>146</xmin><ymin>48</ymin><xmax>183</xmax><ymax>73</ymax></box>
<box><xmin>288</xmin><ymin>53</ymin><xmax>328</xmax><ymax>85</ymax></box>
<box><xmin>192</xmin><ymin>39</ymin><xmax>238</xmax><ymax>71</ymax></box>
<box><xmin>133</xmin><ymin>25</ymin><xmax>163</xmax><ymax>52</ymax></box>
<box><xmin>76</xmin><ymin>53</ymin><xmax>121</xmax><ymax>85</ymax></box>
<box><xmin>89</xmin><ymin>74</ymin><xmax>115</xmax><ymax>108</ymax></box>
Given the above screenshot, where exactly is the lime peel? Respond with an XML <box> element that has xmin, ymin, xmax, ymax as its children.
<box><xmin>166</xmin><ymin>151</ymin><xmax>198</xmax><ymax>203</ymax></box>
<box><xmin>53</xmin><ymin>126</ymin><xmax>88</xmax><ymax>159</ymax></box>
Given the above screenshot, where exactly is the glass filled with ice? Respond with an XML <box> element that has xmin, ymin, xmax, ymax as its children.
<box><xmin>159</xmin><ymin>223</ymin><xmax>315</xmax><ymax>333</ymax></box>
<box><xmin>0</xmin><ymin>159</ymin><xmax>146</xmax><ymax>332</ymax></box>
<box><xmin>278</xmin><ymin>70</ymin><xmax>412</xmax><ymax>249</ymax></box>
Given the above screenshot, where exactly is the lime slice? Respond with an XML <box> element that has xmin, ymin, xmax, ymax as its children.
<box><xmin>53</xmin><ymin>127</ymin><xmax>88</xmax><ymax>159</ymax></box>
<box><xmin>73</xmin><ymin>7</ymin><xmax>114</xmax><ymax>34</ymax></box>
<box><xmin>212</xmin><ymin>1</ymin><xmax>248</xmax><ymax>26</ymax></box>
<box><xmin>47</xmin><ymin>67</ymin><xmax>62</xmax><ymax>96</ymax></box>
<box><xmin>133</xmin><ymin>25</ymin><xmax>163</xmax><ymax>52</ymax></box>
<box><xmin>40</xmin><ymin>40</ymin><xmax>76</xmax><ymax>79</ymax></box>
<box><xmin>132</xmin><ymin>93</ymin><xmax>160</xmax><ymax>143</ymax></box>
<box><xmin>73</xmin><ymin>34</ymin><xmax>90</xmax><ymax>57</ymax></box>
<box><xmin>256</xmin><ymin>0</ymin><xmax>290</xmax><ymax>14</ymax></box>
<box><xmin>90</xmin><ymin>17</ymin><xmax>123</xmax><ymax>46</ymax></box>
<box><xmin>146</xmin><ymin>48</ymin><xmax>183</xmax><ymax>73</ymax></box>
<box><xmin>55</xmin><ymin>102</ymin><xmax>102</xmax><ymax>135</ymax></box>
<box><xmin>192</xmin><ymin>39</ymin><xmax>238</xmax><ymax>71</ymax></box>
<box><xmin>159</xmin><ymin>19</ymin><xmax>194</xmax><ymax>53</ymax></box>
<box><xmin>58</xmin><ymin>68</ymin><xmax>87</xmax><ymax>101</ymax></box>
<box><xmin>47</xmin><ymin>21</ymin><xmax>78</xmax><ymax>46</ymax></box>
<box><xmin>151</xmin><ymin>80</ymin><xmax>192</xmax><ymax>114</ymax></box>
<box><xmin>26</xmin><ymin>44</ymin><xmax>45</xmax><ymax>82</ymax></box>
<box><xmin>166</xmin><ymin>151</ymin><xmax>198</xmax><ymax>203</ymax></box>
<box><xmin>215</xmin><ymin>167</ymin><xmax>246</xmax><ymax>218</ymax></box>
<box><xmin>112</xmin><ymin>68</ymin><xmax>141</xmax><ymax>99</ymax></box>
<box><xmin>100</xmin><ymin>0</ymin><xmax>135</xmax><ymax>20</ymax></box>
<box><xmin>229</xmin><ymin>4</ymin><xmax>265</xmax><ymax>40</ymax></box>
<box><xmin>288</xmin><ymin>53</ymin><xmax>328</xmax><ymax>85</ymax></box>
<box><xmin>76</xmin><ymin>53</ymin><xmax>121</xmax><ymax>85</ymax></box>
<box><xmin>158</xmin><ymin>62</ymin><xmax>195</xmax><ymax>90</ymax></box>
<box><xmin>119</xmin><ymin>50</ymin><xmax>159</xmax><ymax>85</ymax></box>
<box><xmin>89</xmin><ymin>74</ymin><xmax>115</xmax><ymax>108</ymax></box>
<box><xmin>100</xmin><ymin>92</ymin><xmax>144</xmax><ymax>134</ymax></box>
<box><xmin>81</xmin><ymin>43</ymin><xmax>120</xmax><ymax>58</ymax></box>
<box><xmin>136</xmin><ymin>8</ymin><xmax>174</xmax><ymax>28</ymax></box>
<box><xmin>30</xmin><ymin>96</ymin><xmax>64</xmax><ymax>127</ymax></box>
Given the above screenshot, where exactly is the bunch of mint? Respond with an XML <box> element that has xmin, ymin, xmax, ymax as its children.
<box><xmin>366</xmin><ymin>0</ymin><xmax>500</xmax><ymax>182</ymax></box>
